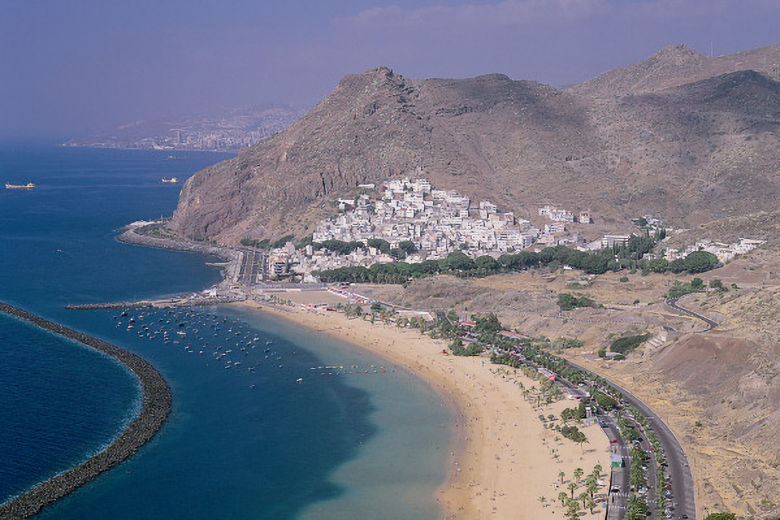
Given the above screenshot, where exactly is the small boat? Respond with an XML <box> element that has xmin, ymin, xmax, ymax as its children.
<box><xmin>5</xmin><ymin>182</ymin><xmax>35</xmax><ymax>189</ymax></box>
<box><xmin>161</xmin><ymin>177</ymin><xmax>179</xmax><ymax>184</ymax></box>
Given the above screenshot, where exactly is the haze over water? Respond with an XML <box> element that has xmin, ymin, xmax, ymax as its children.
<box><xmin>0</xmin><ymin>145</ymin><xmax>450</xmax><ymax>519</ymax></box>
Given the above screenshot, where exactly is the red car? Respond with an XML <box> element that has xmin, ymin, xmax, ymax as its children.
<box><xmin>610</xmin><ymin>439</ymin><xmax>618</xmax><ymax>443</ymax></box>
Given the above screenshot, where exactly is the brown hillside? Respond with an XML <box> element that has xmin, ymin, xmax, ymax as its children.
<box><xmin>170</xmin><ymin>45</ymin><xmax>780</xmax><ymax>245</ymax></box>
<box><xmin>571</xmin><ymin>43</ymin><xmax>780</xmax><ymax>98</ymax></box>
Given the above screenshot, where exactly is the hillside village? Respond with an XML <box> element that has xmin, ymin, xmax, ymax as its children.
<box><xmin>262</xmin><ymin>175</ymin><xmax>763</xmax><ymax>280</ymax></box>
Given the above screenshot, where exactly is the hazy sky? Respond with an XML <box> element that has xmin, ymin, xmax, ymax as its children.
<box><xmin>1</xmin><ymin>0</ymin><xmax>778</xmax><ymax>139</ymax></box>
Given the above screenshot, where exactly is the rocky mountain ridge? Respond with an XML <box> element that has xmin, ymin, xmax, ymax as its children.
<box><xmin>170</xmin><ymin>44</ymin><xmax>780</xmax><ymax>245</ymax></box>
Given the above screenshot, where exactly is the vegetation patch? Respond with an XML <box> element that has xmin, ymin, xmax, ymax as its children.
<box><xmin>315</xmin><ymin>237</ymin><xmax>721</xmax><ymax>284</ymax></box>
<box><xmin>609</xmin><ymin>333</ymin><xmax>651</xmax><ymax>355</ymax></box>
<box><xmin>557</xmin><ymin>293</ymin><xmax>595</xmax><ymax>311</ymax></box>
<box><xmin>449</xmin><ymin>337</ymin><xmax>483</xmax><ymax>356</ymax></box>
<box><xmin>667</xmin><ymin>277</ymin><xmax>706</xmax><ymax>298</ymax></box>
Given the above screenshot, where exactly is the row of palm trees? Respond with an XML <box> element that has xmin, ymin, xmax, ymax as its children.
<box><xmin>541</xmin><ymin>464</ymin><xmax>605</xmax><ymax>518</ymax></box>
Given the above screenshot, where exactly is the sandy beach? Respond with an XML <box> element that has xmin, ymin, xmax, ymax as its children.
<box><xmin>236</xmin><ymin>299</ymin><xmax>611</xmax><ymax>520</ymax></box>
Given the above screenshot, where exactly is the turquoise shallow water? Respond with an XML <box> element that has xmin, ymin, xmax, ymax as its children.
<box><xmin>0</xmin><ymin>144</ymin><xmax>450</xmax><ymax>519</ymax></box>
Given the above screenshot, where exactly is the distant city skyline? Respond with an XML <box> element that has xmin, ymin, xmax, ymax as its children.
<box><xmin>1</xmin><ymin>0</ymin><xmax>778</xmax><ymax>140</ymax></box>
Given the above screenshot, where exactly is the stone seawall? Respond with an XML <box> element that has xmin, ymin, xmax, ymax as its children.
<box><xmin>0</xmin><ymin>303</ymin><xmax>172</xmax><ymax>520</ymax></box>
<box><xmin>118</xmin><ymin>226</ymin><xmax>238</xmax><ymax>263</ymax></box>
<box><xmin>117</xmin><ymin>226</ymin><xmax>241</xmax><ymax>285</ymax></box>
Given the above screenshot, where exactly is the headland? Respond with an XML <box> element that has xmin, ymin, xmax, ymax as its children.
<box><xmin>0</xmin><ymin>302</ymin><xmax>171</xmax><ymax>520</ymax></box>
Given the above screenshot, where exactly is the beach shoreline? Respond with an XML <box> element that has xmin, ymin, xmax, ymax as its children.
<box><xmin>0</xmin><ymin>303</ymin><xmax>172</xmax><ymax>520</ymax></box>
<box><xmin>235</xmin><ymin>299</ymin><xmax>611</xmax><ymax>520</ymax></box>
<box><xmin>113</xmin><ymin>227</ymin><xmax>613</xmax><ymax>518</ymax></box>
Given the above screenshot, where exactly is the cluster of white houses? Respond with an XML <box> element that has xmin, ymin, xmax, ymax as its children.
<box><xmin>266</xmin><ymin>177</ymin><xmax>601</xmax><ymax>278</ymax></box>
<box><xmin>664</xmin><ymin>238</ymin><xmax>765</xmax><ymax>263</ymax></box>
<box><xmin>262</xmin><ymin>176</ymin><xmax>764</xmax><ymax>279</ymax></box>
<box><xmin>313</xmin><ymin>177</ymin><xmax>541</xmax><ymax>256</ymax></box>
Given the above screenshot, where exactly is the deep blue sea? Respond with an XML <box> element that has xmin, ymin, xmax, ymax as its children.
<box><xmin>0</xmin><ymin>145</ymin><xmax>450</xmax><ymax>519</ymax></box>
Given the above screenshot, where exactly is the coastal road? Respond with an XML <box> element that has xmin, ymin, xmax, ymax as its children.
<box><xmin>238</xmin><ymin>249</ymin><xmax>265</xmax><ymax>284</ymax></box>
<box><xmin>568</xmin><ymin>360</ymin><xmax>696</xmax><ymax>520</ymax></box>
<box><xmin>665</xmin><ymin>298</ymin><xmax>718</xmax><ymax>332</ymax></box>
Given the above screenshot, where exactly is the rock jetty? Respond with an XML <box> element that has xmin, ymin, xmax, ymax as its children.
<box><xmin>0</xmin><ymin>302</ymin><xmax>172</xmax><ymax>520</ymax></box>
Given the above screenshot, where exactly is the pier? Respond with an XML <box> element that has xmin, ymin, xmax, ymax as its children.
<box><xmin>0</xmin><ymin>302</ymin><xmax>172</xmax><ymax>520</ymax></box>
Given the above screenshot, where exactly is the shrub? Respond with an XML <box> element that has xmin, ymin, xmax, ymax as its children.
<box><xmin>558</xmin><ymin>293</ymin><xmax>595</xmax><ymax>311</ymax></box>
<box><xmin>609</xmin><ymin>333</ymin><xmax>651</xmax><ymax>354</ymax></box>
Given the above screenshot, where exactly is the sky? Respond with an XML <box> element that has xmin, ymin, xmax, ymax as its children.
<box><xmin>1</xmin><ymin>0</ymin><xmax>778</xmax><ymax>140</ymax></box>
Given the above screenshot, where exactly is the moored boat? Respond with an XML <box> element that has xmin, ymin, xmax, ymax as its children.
<box><xmin>5</xmin><ymin>182</ymin><xmax>35</xmax><ymax>189</ymax></box>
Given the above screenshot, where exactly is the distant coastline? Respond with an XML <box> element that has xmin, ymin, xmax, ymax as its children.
<box><xmin>0</xmin><ymin>302</ymin><xmax>171</xmax><ymax>520</ymax></box>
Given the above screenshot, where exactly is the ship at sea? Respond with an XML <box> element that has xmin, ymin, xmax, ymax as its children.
<box><xmin>5</xmin><ymin>182</ymin><xmax>35</xmax><ymax>189</ymax></box>
<box><xmin>161</xmin><ymin>177</ymin><xmax>178</xmax><ymax>184</ymax></box>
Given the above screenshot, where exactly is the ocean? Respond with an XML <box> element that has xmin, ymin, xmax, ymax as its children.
<box><xmin>0</xmin><ymin>145</ymin><xmax>450</xmax><ymax>519</ymax></box>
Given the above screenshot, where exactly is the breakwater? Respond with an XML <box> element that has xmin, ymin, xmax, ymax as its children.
<box><xmin>118</xmin><ymin>226</ymin><xmax>240</xmax><ymax>270</ymax></box>
<box><xmin>0</xmin><ymin>302</ymin><xmax>171</xmax><ymax>520</ymax></box>
<box><xmin>65</xmin><ymin>296</ymin><xmax>242</xmax><ymax>311</ymax></box>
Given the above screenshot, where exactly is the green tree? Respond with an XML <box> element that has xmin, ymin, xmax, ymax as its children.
<box><xmin>566</xmin><ymin>498</ymin><xmax>580</xmax><ymax>520</ymax></box>
<box><xmin>367</xmin><ymin>238</ymin><xmax>391</xmax><ymax>254</ymax></box>
<box><xmin>389</xmin><ymin>248</ymin><xmax>406</xmax><ymax>260</ymax></box>
<box><xmin>573</xmin><ymin>467</ymin><xmax>584</xmax><ymax>482</ymax></box>
<box><xmin>567</xmin><ymin>481</ymin><xmax>577</xmax><ymax>499</ymax></box>
<box><xmin>398</xmin><ymin>240</ymin><xmax>417</xmax><ymax>254</ymax></box>
<box><xmin>586</xmin><ymin>477</ymin><xmax>598</xmax><ymax>499</ymax></box>
<box><xmin>558</xmin><ymin>470</ymin><xmax>566</xmax><ymax>484</ymax></box>
<box><xmin>558</xmin><ymin>491</ymin><xmax>568</xmax><ymax>505</ymax></box>
<box><xmin>684</xmin><ymin>250</ymin><xmax>719</xmax><ymax>273</ymax></box>
<box><xmin>586</xmin><ymin>498</ymin><xmax>597</xmax><ymax>514</ymax></box>
<box><xmin>475</xmin><ymin>255</ymin><xmax>499</xmax><ymax>271</ymax></box>
<box><xmin>668</xmin><ymin>258</ymin><xmax>687</xmax><ymax>273</ymax></box>
<box><xmin>445</xmin><ymin>251</ymin><xmax>476</xmax><ymax>271</ymax></box>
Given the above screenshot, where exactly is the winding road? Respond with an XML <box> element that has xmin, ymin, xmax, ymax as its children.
<box><xmin>665</xmin><ymin>298</ymin><xmax>718</xmax><ymax>332</ymax></box>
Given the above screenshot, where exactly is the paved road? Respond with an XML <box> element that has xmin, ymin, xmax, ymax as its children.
<box><xmin>237</xmin><ymin>248</ymin><xmax>265</xmax><ymax>284</ymax></box>
<box><xmin>568</xmin><ymin>360</ymin><xmax>696</xmax><ymax>520</ymax></box>
<box><xmin>666</xmin><ymin>298</ymin><xmax>718</xmax><ymax>332</ymax></box>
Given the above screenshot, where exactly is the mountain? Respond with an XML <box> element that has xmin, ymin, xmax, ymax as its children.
<box><xmin>170</xmin><ymin>45</ymin><xmax>780</xmax><ymax>245</ymax></box>
<box><xmin>571</xmin><ymin>43</ymin><xmax>780</xmax><ymax>97</ymax></box>
<box><xmin>63</xmin><ymin>105</ymin><xmax>306</xmax><ymax>152</ymax></box>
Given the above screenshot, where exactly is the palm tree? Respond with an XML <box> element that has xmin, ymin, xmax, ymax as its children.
<box><xmin>566</xmin><ymin>498</ymin><xmax>580</xmax><ymax>519</ymax></box>
<box><xmin>586</xmin><ymin>498</ymin><xmax>597</xmax><ymax>514</ymax></box>
<box><xmin>592</xmin><ymin>463</ymin><xmax>602</xmax><ymax>478</ymax></box>
<box><xmin>585</xmin><ymin>476</ymin><xmax>598</xmax><ymax>499</ymax></box>
<box><xmin>567</xmin><ymin>481</ymin><xmax>577</xmax><ymax>499</ymax></box>
<box><xmin>578</xmin><ymin>491</ymin><xmax>589</xmax><ymax>509</ymax></box>
<box><xmin>573</xmin><ymin>467</ymin><xmax>584</xmax><ymax>482</ymax></box>
<box><xmin>558</xmin><ymin>491</ymin><xmax>568</xmax><ymax>506</ymax></box>
<box><xmin>558</xmin><ymin>470</ymin><xmax>566</xmax><ymax>484</ymax></box>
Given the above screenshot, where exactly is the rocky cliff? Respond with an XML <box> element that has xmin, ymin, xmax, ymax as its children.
<box><xmin>170</xmin><ymin>44</ymin><xmax>780</xmax><ymax>245</ymax></box>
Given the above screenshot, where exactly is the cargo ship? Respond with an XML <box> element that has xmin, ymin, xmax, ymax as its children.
<box><xmin>161</xmin><ymin>177</ymin><xmax>179</xmax><ymax>183</ymax></box>
<box><xmin>5</xmin><ymin>182</ymin><xmax>36</xmax><ymax>189</ymax></box>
